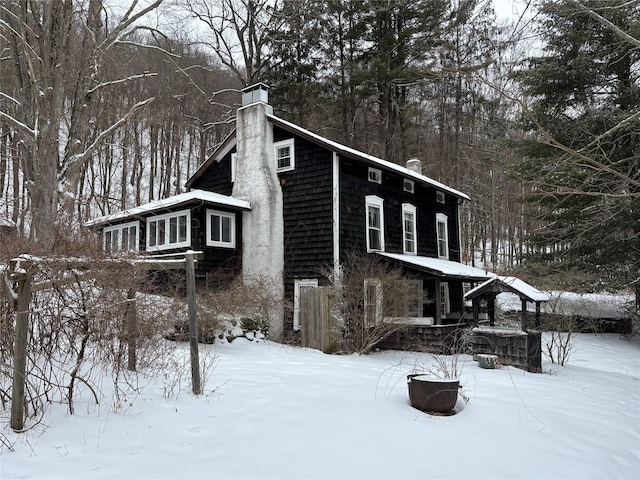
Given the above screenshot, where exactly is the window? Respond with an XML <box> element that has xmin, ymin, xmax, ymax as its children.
<box><xmin>365</xmin><ymin>195</ymin><xmax>385</xmax><ymax>252</ymax></box>
<box><xmin>147</xmin><ymin>210</ymin><xmax>190</xmax><ymax>251</ymax></box>
<box><xmin>275</xmin><ymin>139</ymin><xmax>295</xmax><ymax>172</ymax></box>
<box><xmin>293</xmin><ymin>279</ymin><xmax>319</xmax><ymax>331</ymax></box>
<box><xmin>364</xmin><ymin>279</ymin><xmax>382</xmax><ymax>326</ymax></box>
<box><xmin>403</xmin><ymin>179</ymin><xmax>414</xmax><ymax>193</ymax></box>
<box><xmin>436</xmin><ymin>191</ymin><xmax>446</xmax><ymax>204</ymax></box>
<box><xmin>392</xmin><ymin>279</ymin><xmax>423</xmax><ymax>317</ymax></box>
<box><xmin>436</xmin><ymin>213</ymin><xmax>449</xmax><ymax>259</ymax></box>
<box><xmin>440</xmin><ymin>282</ymin><xmax>450</xmax><ymax>318</ymax></box>
<box><xmin>104</xmin><ymin>221</ymin><xmax>139</xmax><ymax>253</ymax></box>
<box><xmin>206</xmin><ymin>209</ymin><xmax>236</xmax><ymax>248</ymax></box>
<box><xmin>402</xmin><ymin>203</ymin><xmax>417</xmax><ymax>255</ymax></box>
<box><xmin>368</xmin><ymin>167</ymin><xmax>382</xmax><ymax>184</ymax></box>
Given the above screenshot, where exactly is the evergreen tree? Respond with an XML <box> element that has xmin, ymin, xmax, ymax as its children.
<box><xmin>515</xmin><ymin>0</ymin><xmax>640</xmax><ymax>290</ymax></box>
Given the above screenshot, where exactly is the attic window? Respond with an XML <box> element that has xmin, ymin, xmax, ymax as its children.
<box><xmin>275</xmin><ymin>139</ymin><xmax>295</xmax><ymax>172</ymax></box>
<box><xmin>368</xmin><ymin>168</ymin><xmax>382</xmax><ymax>184</ymax></box>
<box><xmin>436</xmin><ymin>191</ymin><xmax>446</xmax><ymax>204</ymax></box>
<box><xmin>403</xmin><ymin>179</ymin><xmax>414</xmax><ymax>193</ymax></box>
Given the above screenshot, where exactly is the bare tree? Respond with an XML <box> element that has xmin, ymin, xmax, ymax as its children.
<box><xmin>0</xmin><ymin>0</ymin><xmax>162</xmax><ymax>245</ymax></box>
<box><xmin>182</xmin><ymin>0</ymin><xmax>282</xmax><ymax>85</ymax></box>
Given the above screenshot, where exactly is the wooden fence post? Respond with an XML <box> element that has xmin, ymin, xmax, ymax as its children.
<box><xmin>11</xmin><ymin>266</ymin><xmax>33</xmax><ymax>431</ymax></box>
<box><xmin>126</xmin><ymin>288</ymin><xmax>137</xmax><ymax>372</ymax></box>
<box><xmin>185</xmin><ymin>252</ymin><xmax>201</xmax><ymax>395</ymax></box>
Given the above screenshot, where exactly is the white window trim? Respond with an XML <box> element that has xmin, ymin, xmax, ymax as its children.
<box><xmin>146</xmin><ymin>209</ymin><xmax>191</xmax><ymax>251</ymax></box>
<box><xmin>231</xmin><ymin>152</ymin><xmax>237</xmax><ymax>183</ymax></box>
<box><xmin>104</xmin><ymin>221</ymin><xmax>139</xmax><ymax>253</ymax></box>
<box><xmin>402</xmin><ymin>203</ymin><xmax>417</xmax><ymax>256</ymax></box>
<box><xmin>206</xmin><ymin>209</ymin><xmax>236</xmax><ymax>248</ymax></box>
<box><xmin>365</xmin><ymin>195</ymin><xmax>385</xmax><ymax>252</ymax></box>
<box><xmin>436</xmin><ymin>212</ymin><xmax>449</xmax><ymax>259</ymax></box>
<box><xmin>364</xmin><ymin>278</ymin><xmax>383</xmax><ymax>326</ymax></box>
<box><xmin>403</xmin><ymin>179</ymin><xmax>414</xmax><ymax>193</ymax></box>
<box><xmin>294</xmin><ymin>279</ymin><xmax>319</xmax><ymax>331</ymax></box>
<box><xmin>440</xmin><ymin>282</ymin><xmax>450</xmax><ymax>318</ymax></box>
<box><xmin>275</xmin><ymin>138</ymin><xmax>295</xmax><ymax>172</ymax></box>
<box><xmin>368</xmin><ymin>167</ymin><xmax>382</xmax><ymax>184</ymax></box>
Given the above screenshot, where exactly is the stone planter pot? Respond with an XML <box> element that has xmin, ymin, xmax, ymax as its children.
<box><xmin>407</xmin><ymin>373</ymin><xmax>459</xmax><ymax>413</ymax></box>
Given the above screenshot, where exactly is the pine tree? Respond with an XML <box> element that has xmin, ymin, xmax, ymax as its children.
<box><xmin>515</xmin><ymin>0</ymin><xmax>640</xmax><ymax>290</ymax></box>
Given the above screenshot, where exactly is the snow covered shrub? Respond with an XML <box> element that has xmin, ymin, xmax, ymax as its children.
<box><xmin>0</xmin><ymin>254</ymin><xmax>187</xmax><ymax>426</ymax></box>
<box><xmin>173</xmin><ymin>275</ymin><xmax>282</xmax><ymax>343</ymax></box>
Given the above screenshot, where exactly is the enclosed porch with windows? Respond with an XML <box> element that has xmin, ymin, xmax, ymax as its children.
<box><xmin>372</xmin><ymin>252</ymin><xmax>496</xmax><ymax>351</ymax></box>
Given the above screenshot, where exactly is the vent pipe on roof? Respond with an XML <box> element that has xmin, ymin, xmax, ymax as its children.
<box><xmin>406</xmin><ymin>157</ymin><xmax>422</xmax><ymax>174</ymax></box>
<box><xmin>241</xmin><ymin>83</ymin><xmax>269</xmax><ymax>106</ymax></box>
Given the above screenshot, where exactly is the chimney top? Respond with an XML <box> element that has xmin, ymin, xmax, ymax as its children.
<box><xmin>241</xmin><ymin>83</ymin><xmax>269</xmax><ymax>106</ymax></box>
<box><xmin>406</xmin><ymin>157</ymin><xmax>422</xmax><ymax>174</ymax></box>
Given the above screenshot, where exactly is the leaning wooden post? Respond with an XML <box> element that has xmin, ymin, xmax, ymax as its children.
<box><xmin>125</xmin><ymin>288</ymin><xmax>137</xmax><ymax>372</ymax></box>
<box><xmin>11</xmin><ymin>262</ymin><xmax>33</xmax><ymax>431</ymax></box>
<box><xmin>185</xmin><ymin>252</ymin><xmax>201</xmax><ymax>395</ymax></box>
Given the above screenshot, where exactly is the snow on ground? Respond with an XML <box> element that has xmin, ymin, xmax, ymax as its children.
<box><xmin>498</xmin><ymin>290</ymin><xmax>636</xmax><ymax>319</ymax></box>
<box><xmin>2</xmin><ymin>333</ymin><xmax>640</xmax><ymax>480</ymax></box>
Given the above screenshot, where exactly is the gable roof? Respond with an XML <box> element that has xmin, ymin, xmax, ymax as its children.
<box><xmin>377</xmin><ymin>252</ymin><xmax>495</xmax><ymax>281</ymax></box>
<box><xmin>464</xmin><ymin>276</ymin><xmax>550</xmax><ymax>303</ymax></box>
<box><xmin>85</xmin><ymin>189</ymin><xmax>251</xmax><ymax>227</ymax></box>
<box><xmin>186</xmin><ymin>114</ymin><xmax>470</xmax><ymax>201</ymax></box>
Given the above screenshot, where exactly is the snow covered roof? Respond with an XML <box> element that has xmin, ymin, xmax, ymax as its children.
<box><xmin>377</xmin><ymin>252</ymin><xmax>495</xmax><ymax>281</ymax></box>
<box><xmin>187</xmin><ymin>114</ymin><xmax>470</xmax><ymax>201</ymax></box>
<box><xmin>465</xmin><ymin>276</ymin><xmax>550</xmax><ymax>303</ymax></box>
<box><xmin>267</xmin><ymin>115</ymin><xmax>470</xmax><ymax>201</ymax></box>
<box><xmin>85</xmin><ymin>190</ymin><xmax>251</xmax><ymax>227</ymax></box>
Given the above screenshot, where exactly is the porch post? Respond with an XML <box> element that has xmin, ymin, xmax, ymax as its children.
<box><xmin>435</xmin><ymin>279</ymin><xmax>441</xmax><ymax>325</ymax></box>
<box><xmin>487</xmin><ymin>296</ymin><xmax>495</xmax><ymax>326</ymax></box>
<box><xmin>521</xmin><ymin>299</ymin><xmax>528</xmax><ymax>329</ymax></box>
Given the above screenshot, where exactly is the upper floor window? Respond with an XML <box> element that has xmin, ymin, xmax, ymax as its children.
<box><xmin>436</xmin><ymin>213</ymin><xmax>449</xmax><ymax>259</ymax></box>
<box><xmin>275</xmin><ymin>139</ymin><xmax>295</xmax><ymax>172</ymax></box>
<box><xmin>104</xmin><ymin>221</ymin><xmax>139</xmax><ymax>253</ymax></box>
<box><xmin>403</xmin><ymin>179</ymin><xmax>414</xmax><ymax>193</ymax></box>
<box><xmin>402</xmin><ymin>203</ymin><xmax>417</xmax><ymax>255</ymax></box>
<box><xmin>365</xmin><ymin>195</ymin><xmax>385</xmax><ymax>252</ymax></box>
<box><xmin>436</xmin><ymin>191</ymin><xmax>446</xmax><ymax>204</ymax></box>
<box><xmin>147</xmin><ymin>210</ymin><xmax>190</xmax><ymax>251</ymax></box>
<box><xmin>206</xmin><ymin>209</ymin><xmax>236</xmax><ymax>248</ymax></box>
<box><xmin>368</xmin><ymin>167</ymin><xmax>382</xmax><ymax>184</ymax></box>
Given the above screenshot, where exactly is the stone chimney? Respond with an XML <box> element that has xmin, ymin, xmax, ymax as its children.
<box><xmin>406</xmin><ymin>157</ymin><xmax>422</xmax><ymax>174</ymax></box>
<box><xmin>232</xmin><ymin>83</ymin><xmax>284</xmax><ymax>341</ymax></box>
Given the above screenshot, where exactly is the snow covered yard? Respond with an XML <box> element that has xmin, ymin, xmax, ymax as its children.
<box><xmin>2</xmin><ymin>333</ymin><xmax>639</xmax><ymax>480</ymax></box>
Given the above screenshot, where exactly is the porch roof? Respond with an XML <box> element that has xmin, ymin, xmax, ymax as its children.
<box><xmin>85</xmin><ymin>189</ymin><xmax>251</xmax><ymax>227</ymax></box>
<box><xmin>464</xmin><ymin>276</ymin><xmax>550</xmax><ymax>303</ymax></box>
<box><xmin>377</xmin><ymin>252</ymin><xmax>495</xmax><ymax>281</ymax></box>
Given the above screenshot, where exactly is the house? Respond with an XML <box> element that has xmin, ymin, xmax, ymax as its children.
<box><xmin>87</xmin><ymin>83</ymin><xmax>498</xmax><ymax>346</ymax></box>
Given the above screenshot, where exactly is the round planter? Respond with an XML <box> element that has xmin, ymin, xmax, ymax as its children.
<box><xmin>407</xmin><ymin>373</ymin><xmax>459</xmax><ymax>413</ymax></box>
